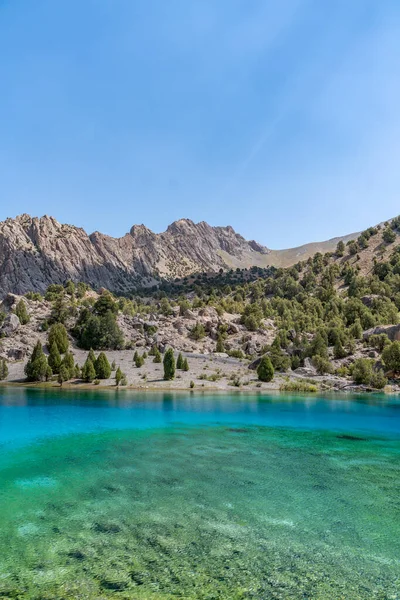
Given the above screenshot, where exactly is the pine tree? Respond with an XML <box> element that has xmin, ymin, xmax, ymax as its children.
<box><xmin>74</xmin><ymin>363</ymin><xmax>81</xmax><ymax>378</ymax></box>
<box><xmin>15</xmin><ymin>299</ymin><xmax>30</xmax><ymax>325</ymax></box>
<box><xmin>88</xmin><ymin>348</ymin><xmax>97</xmax><ymax>364</ymax></box>
<box><xmin>133</xmin><ymin>350</ymin><xmax>139</xmax><ymax>362</ymax></box>
<box><xmin>62</xmin><ymin>351</ymin><xmax>75</xmax><ymax>379</ymax></box>
<box><xmin>257</xmin><ymin>356</ymin><xmax>274</xmax><ymax>382</ymax></box>
<box><xmin>25</xmin><ymin>342</ymin><xmax>49</xmax><ymax>382</ymax></box>
<box><xmin>142</xmin><ymin>351</ymin><xmax>148</xmax><ymax>359</ymax></box>
<box><xmin>163</xmin><ymin>348</ymin><xmax>175</xmax><ymax>380</ymax></box>
<box><xmin>135</xmin><ymin>354</ymin><xmax>144</xmax><ymax>368</ymax></box>
<box><xmin>182</xmin><ymin>358</ymin><xmax>189</xmax><ymax>371</ymax></box>
<box><xmin>82</xmin><ymin>358</ymin><xmax>96</xmax><ymax>382</ymax></box>
<box><xmin>48</xmin><ymin>323</ymin><xmax>69</xmax><ymax>354</ymax></box>
<box><xmin>95</xmin><ymin>352</ymin><xmax>111</xmax><ymax>379</ymax></box>
<box><xmin>115</xmin><ymin>366</ymin><xmax>123</xmax><ymax>386</ymax></box>
<box><xmin>0</xmin><ymin>359</ymin><xmax>8</xmax><ymax>380</ymax></box>
<box><xmin>176</xmin><ymin>353</ymin><xmax>183</xmax><ymax>369</ymax></box>
<box><xmin>47</xmin><ymin>342</ymin><xmax>61</xmax><ymax>373</ymax></box>
<box><xmin>58</xmin><ymin>364</ymin><xmax>69</xmax><ymax>386</ymax></box>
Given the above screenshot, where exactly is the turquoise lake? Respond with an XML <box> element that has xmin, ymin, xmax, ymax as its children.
<box><xmin>0</xmin><ymin>387</ymin><xmax>399</xmax><ymax>599</ymax></box>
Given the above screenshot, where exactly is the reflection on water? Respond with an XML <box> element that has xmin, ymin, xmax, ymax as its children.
<box><xmin>0</xmin><ymin>388</ymin><xmax>399</xmax><ymax>598</ymax></box>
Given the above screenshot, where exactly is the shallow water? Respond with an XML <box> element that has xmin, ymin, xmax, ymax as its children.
<box><xmin>0</xmin><ymin>388</ymin><xmax>399</xmax><ymax>599</ymax></box>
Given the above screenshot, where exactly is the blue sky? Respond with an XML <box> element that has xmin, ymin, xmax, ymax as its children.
<box><xmin>1</xmin><ymin>0</ymin><xmax>400</xmax><ymax>249</ymax></box>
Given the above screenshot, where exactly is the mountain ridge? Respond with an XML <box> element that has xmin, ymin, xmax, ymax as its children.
<box><xmin>0</xmin><ymin>213</ymin><xmax>357</xmax><ymax>297</ymax></box>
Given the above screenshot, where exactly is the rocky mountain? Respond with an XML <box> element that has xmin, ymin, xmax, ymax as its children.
<box><xmin>0</xmin><ymin>214</ymin><xmax>356</xmax><ymax>297</ymax></box>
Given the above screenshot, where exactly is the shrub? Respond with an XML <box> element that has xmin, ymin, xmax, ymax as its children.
<box><xmin>257</xmin><ymin>356</ymin><xmax>274</xmax><ymax>382</ymax></box>
<box><xmin>153</xmin><ymin>348</ymin><xmax>162</xmax><ymax>363</ymax></box>
<box><xmin>163</xmin><ymin>348</ymin><xmax>175</xmax><ymax>380</ymax></box>
<box><xmin>369</xmin><ymin>333</ymin><xmax>390</xmax><ymax>353</ymax></box>
<box><xmin>182</xmin><ymin>358</ymin><xmax>189</xmax><ymax>371</ymax></box>
<box><xmin>115</xmin><ymin>367</ymin><xmax>123</xmax><ymax>386</ymax></box>
<box><xmin>15</xmin><ymin>299</ymin><xmax>30</xmax><ymax>325</ymax></box>
<box><xmin>383</xmin><ymin>228</ymin><xmax>396</xmax><ymax>244</ymax></box>
<box><xmin>280</xmin><ymin>381</ymin><xmax>318</xmax><ymax>393</ymax></box>
<box><xmin>370</xmin><ymin>370</ymin><xmax>387</xmax><ymax>390</ymax></box>
<box><xmin>312</xmin><ymin>355</ymin><xmax>333</xmax><ymax>375</ymax></box>
<box><xmin>190</xmin><ymin>322</ymin><xmax>206</xmax><ymax>340</ymax></box>
<box><xmin>190</xmin><ymin>380</ymin><xmax>195</xmax><ymax>389</ymax></box>
<box><xmin>135</xmin><ymin>354</ymin><xmax>145</xmax><ymax>368</ymax></box>
<box><xmin>352</xmin><ymin>358</ymin><xmax>373</xmax><ymax>385</ymax></box>
<box><xmin>382</xmin><ymin>341</ymin><xmax>400</xmax><ymax>374</ymax></box>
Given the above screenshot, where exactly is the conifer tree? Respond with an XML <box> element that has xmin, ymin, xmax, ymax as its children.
<box><xmin>257</xmin><ymin>356</ymin><xmax>274</xmax><ymax>382</ymax></box>
<box><xmin>88</xmin><ymin>348</ymin><xmax>97</xmax><ymax>364</ymax></box>
<box><xmin>25</xmin><ymin>342</ymin><xmax>49</xmax><ymax>382</ymax></box>
<box><xmin>176</xmin><ymin>352</ymin><xmax>184</xmax><ymax>369</ymax></box>
<box><xmin>48</xmin><ymin>342</ymin><xmax>61</xmax><ymax>373</ymax></box>
<box><xmin>115</xmin><ymin>366</ymin><xmax>123</xmax><ymax>386</ymax></box>
<box><xmin>58</xmin><ymin>364</ymin><xmax>69</xmax><ymax>386</ymax></box>
<box><xmin>163</xmin><ymin>348</ymin><xmax>175</xmax><ymax>380</ymax></box>
<box><xmin>95</xmin><ymin>352</ymin><xmax>111</xmax><ymax>379</ymax></box>
<box><xmin>48</xmin><ymin>323</ymin><xmax>69</xmax><ymax>353</ymax></box>
<box><xmin>0</xmin><ymin>359</ymin><xmax>8</xmax><ymax>380</ymax></box>
<box><xmin>82</xmin><ymin>358</ymin><xmax>96</xmax><ymax>382</ymax></box>
<box><xmin>62</xmin><ymin>351</ymin><xmax>75</xmax><ymax>379</ymax></box>
<box><xmin>182</xmin><ymin>358</ymin><xmax>189</xmax><ymax>371</ymax></box>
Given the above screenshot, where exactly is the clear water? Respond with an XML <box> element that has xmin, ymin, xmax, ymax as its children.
<box><xmin>0</xmin><ymin>388</ymin><xmax>399</xmax><ymax>599</ymax></box>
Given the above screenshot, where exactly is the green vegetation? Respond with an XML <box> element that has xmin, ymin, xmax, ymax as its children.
<box><xmin>25</xmin><ymin>342</ymin><xmax>51</xmax><ymax>382</ymax></box>
<box><xmin>15</xmin><ymin>299</ymin><xmax>30</xmax><ymax>325</ymax></box>
<box><xmin>257</xmin><ymin>356</ymin><xmax>274</xmax><ymax>382</ymax></box>
<box><xmin>280</xmin><ymin>381</ymin><xmax>318</xmax><ymax>393</ymax></box>
<box><xmin>48</xmin><ymin>323</ymin><xmax>69</xmax><ymax>354</ymax></box>
<box><xmin>0</xmin><ymin>358</ymin><xmax>8</xmax><ymax>380</ymax></box>
<box><xmin>163</xmin><ymin>348</ymin><xmax>175</xmax><ymax>380</ymax></box>
<box><xmin>95</xmin><ymin>352</ymin><xmax>112</xmax><ymax>379</ymax></box>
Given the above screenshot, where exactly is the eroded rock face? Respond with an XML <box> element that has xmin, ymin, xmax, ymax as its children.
<box><xmin>0</xmin><ymin>214</ymin><xmax>270</xmax><ymax>298</ymax></box>
<box><xmin>363</xmin><ymin>324</ymin><xmax>400</xmax><ymax>342</ymax></box>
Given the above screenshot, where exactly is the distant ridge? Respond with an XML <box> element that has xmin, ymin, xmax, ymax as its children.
<box><xmin>0</xmin><ymin>214</ymin><xmax>358</xmax><ymax>297</ymax></box>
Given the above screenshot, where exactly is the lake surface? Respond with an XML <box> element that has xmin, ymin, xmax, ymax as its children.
<box><xmin>0</xmin><ymin>387</ymin><xmax>399</xmax><ymax>599</ymax></box>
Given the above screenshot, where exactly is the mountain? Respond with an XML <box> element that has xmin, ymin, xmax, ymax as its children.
<box><xmin>0</xmin><ymin>214</ymin><xmax>357</xmax><ymax>297</ymax></box>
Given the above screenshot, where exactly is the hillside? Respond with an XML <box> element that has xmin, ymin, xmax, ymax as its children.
<box><xmin>0</xmin><ymin>214</ymin><xmax>357</xmax><ymax>298</ymax></box>
<box><xmin>1</xmin><ymin>215</ymin><xmax>400</xmax><ymax>393</ymax></box>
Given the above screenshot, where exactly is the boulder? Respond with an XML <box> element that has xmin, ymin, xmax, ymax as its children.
<box><xmin>1</xmin><ymin>313</ymin><xmax>20</xmax><ymax>337</ymax></box>
<box><xmin>363</xmin><ymin>324</ymin><xmax>400</xmax><ymax>342</ymax></box>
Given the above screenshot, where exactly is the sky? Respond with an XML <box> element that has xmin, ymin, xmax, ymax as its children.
<box><xmin>1</xmin><ymin>0</ymin><xmax>400</xmax><ymax>249</ymax></box>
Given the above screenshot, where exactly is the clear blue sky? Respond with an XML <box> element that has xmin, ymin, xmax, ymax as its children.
<box><xmin>1</xmin><ymin>1</ymin><xmax>399</xmax><ymax>249</ymax></box>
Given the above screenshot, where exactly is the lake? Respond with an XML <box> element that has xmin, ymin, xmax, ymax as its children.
<box><xmin>0</xmin><ymin>387</ymin><xmax>399</xmax><ymax>599</ymax></box>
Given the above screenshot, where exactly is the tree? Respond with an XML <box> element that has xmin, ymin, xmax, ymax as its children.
<box><xmin>182</xmin><ymin>358</ymin><xmax>189</xmax><ymax>371</ymax></box>
<box><xmin>48</xmin><ymin>323</ymin><xmax>69</xmax><ymax>354</ymax></box>
<box><xmin>62</xmin><ymin>351</ymin><xmax>75</xmax><ymax>379</ymax></box>
<box><xmin>82</xmin><ymin>358</ymin><xmax>96</xmax><ymax>382</ymax></box>
<box><xmin>370</xmin><ymin>370</ymin><xmax>387</xmax><ymax>390</ymax></box>
<box><xmin>47</xmin><ymin>342</ymin><xmax>61</xmax><ymax>373</ymax></box>
<box><xmin>74</xmin><ymin>363</ymin><xmax>81</xmax><ymax>378</ymax></box>
<box><xmin>58</xmin><ymin>364</ymin><xmax>69</xmax><ymax>386</ymax></box>
<box><xmin>257</xmin><ymin>356</ymin><xmax>274</xmax><ymax>382</ymax></box>
<box><xmin>135</xmin><ymin>354</ymin><xmax>144</xmax><ymax>368</ymax></box>
<box><xmin>95</xmin><ymin>352</ymin><xmax>112</xmax><ymax>379</ymax></box>
<box><xmin>163</xmin><ymin>348</ymin><xmax>175</xmax><ymax>380</ymax></box>
<box><xmin>25</xmin><ymin>342</ymin><xmax>49</xmax><ymax>382</ymax></box>
<box><xmin>336</xmin><ymin>241</ymin><xmax>345</xmax><ymax>257</ymax></box>
<box><xmin>176</xmin><ymin>353</ymin><xmax>184</xmax><ymax>369</ymax></box>
<box><xmin>383</xmin><ymin>227</ymin><xmax>396</xmax><ymax>244</ymax></box>
<box><xmin>382</xmin><ymin>341</ymin><xmax>400</xmax><ymax>374</ymax></box>
<box><xmin>115</xmin><ymin>366</ymin><xmax>123</xmax><ymax>386</ymax></box>
<box><xmin>190</xmin><ymin>322</ymin><xmax>206</xmax><ymax>340</ymax></box>
<box><xmin>0</xmin><ymin>359</ymin><xmax>8</xmax><ymax>380</ymax></box>
<box><xmin>15</xmin><ymin>299</ymin><xmax>30</xmax><ymax>325</ymax></box>
<box><xmin>88</xmin><ymin>348</ymin><xmax>96</xmax><ymax>364</ymax></box>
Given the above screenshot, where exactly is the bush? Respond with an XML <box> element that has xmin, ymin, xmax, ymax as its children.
<box><xmin>369</xmin><ymin>334</ymin><xmax>390</xmax><ymax>353</ymax></box>
<box><xmin>352</xmin><ymin>358</ymin><xmax>373</xmax><ymax>385</ymax></box>
<box><xmin>182</xmin><ymin>358</ymin><xmax>189</xmax><ymax>371</ymax></box>
<box><xmin>382</xmin><ymin>341</ymin><xmax>400</xmax><ymax>374</ymax></box>
<box><xmin>48</xmin><ymin>323</ymin><xmax>69</xmax><ymax>354</ymax></box>
<box><xmin>190</xmin><ymin>322</ymin><xmax>206</xmax><ymax>340</ymax></box>
<box><xmin>280</xmin><ymin>381</ymin><xmax>318</xmax><ymax>393</ymax></box>
<box><xmin>370</xmin><ymin>370</ymin><xmax>387</xmax><ymax>390</ymax></box>
<box><xmin>153</xmin><ymin>348</ymin><xmax>162</xmax><ymax>363</ymax></box>
<box><xmin>163</xmin><ymin>348</ymin><xmax>175</xmax><ymax>380</ymax></box>
<box><xmin>15</xmin><ymin>299</ymin><xmax>30</xmax><ymax>325</ymax></box>
<box><xmin>115</xmin><ymin>367</ymin><xmax>123</xmax><ymax>386</ymax></box>
<box><xmin>383</xmin><ymin>228</ymin><xmax>396</xmax><ymax>244</ymax></box>
<box><xmin>257</xmin><ymin>356</ymin><xmax>274</xmax><ymax>382</ymax></box>
<box><xmin>312</xmin><ymin>355</ymin><xmax>333</xmax><ymax>375</ymax></box>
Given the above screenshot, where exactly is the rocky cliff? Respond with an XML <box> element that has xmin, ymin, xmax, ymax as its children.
<box><xmin>0</xmin><ymin>214</ymin><xmax>271</xmax><ymax>296</ymax></box>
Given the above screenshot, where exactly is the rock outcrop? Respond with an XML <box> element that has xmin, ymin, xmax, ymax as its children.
<box><xmin>0</xmin><ymin>214</ymin><xmax>270</xmax><ymax>297</ymax></box>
